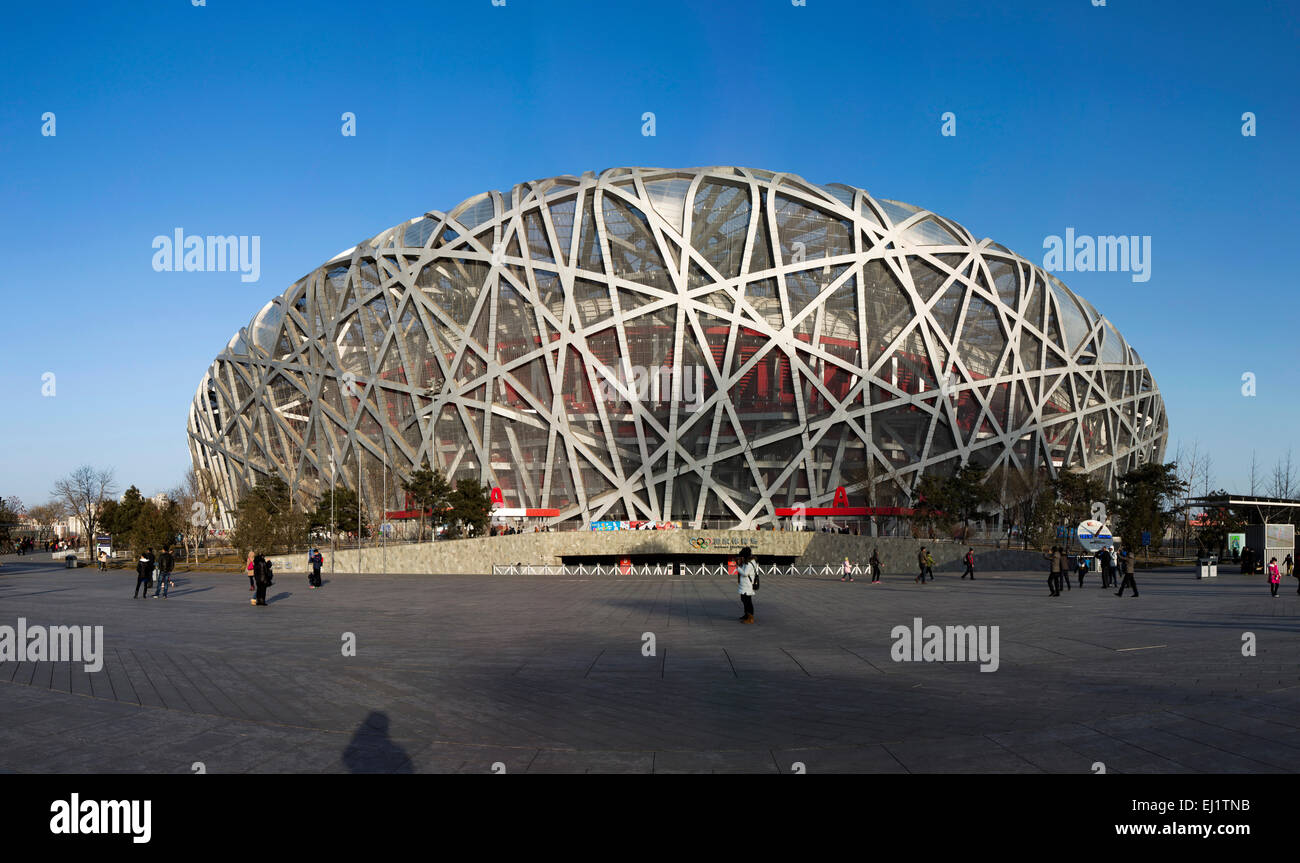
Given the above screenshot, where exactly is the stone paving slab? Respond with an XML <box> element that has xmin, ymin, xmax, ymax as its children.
<box><xmin>0</xmin><ymin>552</ymin><xmax>1297</xmax><ymax>773</ymax></box>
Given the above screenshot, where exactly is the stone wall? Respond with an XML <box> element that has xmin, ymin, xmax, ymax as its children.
<box><xmin>271</xmin><ymin>532</ymin><xmax>1047</xmax><ymax>576</ymax></box>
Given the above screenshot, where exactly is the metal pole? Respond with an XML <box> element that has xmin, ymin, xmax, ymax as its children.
<box><xmin>358</xmin><ymin>455</ymin><xmax>362</xmax><ymax>574</ymax></box>
<box><xmin>382</xmin><ymin>442</ymin><xmax>387</xmax><ymax>576</ymax></box>
<box><xmin>330</xmin><ymin>454</ymin><xmax>335</xmax><ymax>581</ymax></box>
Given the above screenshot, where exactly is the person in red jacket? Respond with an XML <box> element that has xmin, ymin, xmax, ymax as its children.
<box><xmin>961</xmin><ymin>548</ymin><xmax>975</xmax><ymax>580</ymax></box>
<box><xmin>1268</xmin><ymin>557</ymin><xmax>1281</xmax><ymax>597</ymax></box>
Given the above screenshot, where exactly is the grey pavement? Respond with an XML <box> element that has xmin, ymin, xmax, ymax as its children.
<box><xmin>0</xmin><ymin>552</ymin><xmax>1297</xmax><ymax>773</ymax></box>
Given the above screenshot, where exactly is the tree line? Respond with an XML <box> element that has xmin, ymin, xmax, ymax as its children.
<box><xmin>228</xmin><ymin>460</ymin><xmax>491</xmax><ymax>554</ymax></box>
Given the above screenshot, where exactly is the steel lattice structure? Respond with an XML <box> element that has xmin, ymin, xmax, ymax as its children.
<box><xmin>189</xmin><ymin>166</ymin><xmax>1168</xmax><ymax>530</ymax></box>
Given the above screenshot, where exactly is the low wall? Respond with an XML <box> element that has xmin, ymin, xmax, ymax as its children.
<box><xmin>270</xmin><ymin>532</ymin><xmax>1047</xmax><ymax>576</ymax></box>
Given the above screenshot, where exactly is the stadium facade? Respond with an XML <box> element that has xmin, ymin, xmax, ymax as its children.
<box><xmin>188</xmin><ymin>166</ymin><xmax>1168</xmax><ymax>530</ymax></box>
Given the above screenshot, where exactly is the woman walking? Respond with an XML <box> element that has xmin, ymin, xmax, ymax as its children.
<box><xmin>737</xmin><ymin>546</ymin><xmax>756</xmax><ymax>624</ymax></box>
<box><xmin>1268</xmin><ymin>557</ymin><xmax>1280</xmax><ymax>597</ymax></box>
<box><xmin>870</xmin><ymin>548</ymin><xmax>881</xmax><ymax>584</ymax></box>
<box><xmin>246</xmin><ymin>550</ymin><xmax>256</xmax><ymax>592</ymax></box>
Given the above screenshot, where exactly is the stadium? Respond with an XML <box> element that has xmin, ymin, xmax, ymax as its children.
<box><xmin>188</xmin><ymin>166</ymin><xmax>1168</xmax><ymax>531</ymax></box>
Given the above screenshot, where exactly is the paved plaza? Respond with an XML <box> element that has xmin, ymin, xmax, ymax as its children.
<box><xmin>1</xmin><ymin>553</ymin><xmax>1297</xmax><ymax>773</ymax></box>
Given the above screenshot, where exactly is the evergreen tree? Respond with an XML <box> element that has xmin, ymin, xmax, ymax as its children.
<box><xmin>1111</xmin><ymin>462</ymin><xmax>1188</xmax><ymax>553</ymax></box>
<box><xmin>402</xmin><ymin>459</ymin><xmax>451</xmax><ymax>540</ymax></box>
<box><xmin>448</xmin><ymin>477</ymin><xmax>491</xmax><ymax>538</ymax></box>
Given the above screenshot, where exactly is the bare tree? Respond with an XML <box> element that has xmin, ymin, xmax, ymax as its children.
<box><xmin>51</xmin><ymin>466</ymin><xmax>117</xmax><ymax>559</ymax></box>
<box><xmin>25</xmin><ymin>500</ymin><xmax>67</xmax><ymax>540</ymax></box>
<box><xmin>1249</xmin><ymin>450</ymin><xmax>1260</xmax><ymax>495</ymax></box>
<box><xmin>169</xmin><ymin>468</ymin><xmax>205</xmax><ymax>564</ymax></box>
<box><xmin>1269</xmin><ymin>448</ymin><xmax>1296</xmax><ymax>499</ymax></box>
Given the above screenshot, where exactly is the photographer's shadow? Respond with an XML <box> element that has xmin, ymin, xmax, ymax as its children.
<box><xmin>342</xmin><ymin>711</ymin><xmax>413</xmax><ymax>773</ymax></box>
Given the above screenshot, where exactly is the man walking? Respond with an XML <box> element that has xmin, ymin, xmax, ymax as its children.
<box><xmin>1116</xmin><ymin>548</ymin><xmax>1138</xmax><ymax>597</ymax></box>
<box><xmin>869</xmin><ymin>548</ymin><xmax>881</xmax><ymax>584</ymax></box>
<box><xmin>1045</xmin><ymin>546</ymin><xmax>1060</xmax><ymax>596</ymax></box>
<box><xmin>308</xmin><ymin>547</ymin><xmax>323</xmax><ymax>589</ymax></box>
<box><xmin>1097</xmin><ymin>546</ymin><xmax>1112</xmax><ymax>589</ymax></box>
<box><xmin>961</xmin><ymin>548</ymin><xmax>975</xmax><ymax>579</ymax></box>
<box><xmin>736</xmin><ymin>546</ymin><xmax>756</xmax><ymax>624</ymax></box>
<box><xmin>1058</xmin><ymin>547</ymin><xmax>1071</xmax><ymax>592</ymax></box>
<box><xmin>251</xmin><ymin>553</ymin><xmax>270</xmax><ymax>606</ymax></box>
<box><xmin>916</xmin><ymin>546</ymin><xmax>928</xmax><ymax>584</ymax></box>
<box><xmin>153</xmin><ymin>547</ymin><xmax>175</xmax><ymax>598</ymax></box>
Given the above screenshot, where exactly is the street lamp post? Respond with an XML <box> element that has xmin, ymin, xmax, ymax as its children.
<box><xmin>329</xmin><ymin>453</ymin><xmax>336</xmax><ymax>581</ymax></box>
<box><xmin>358</xmin><ymin>454</ymin><xmax>362</xmax><ymax>574</ymax></box>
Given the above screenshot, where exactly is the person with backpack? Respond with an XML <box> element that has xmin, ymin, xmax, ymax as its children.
<box><xmin>1115</xmin><ymin>548</ymin><xmax>1139</xmax><ymax>597</ymax></box>
<box><xmin>915</xmin><ymin>547</ymin><xmax>927</xmax><ymax>584</ymax></box>
<box><xmin>737</xmin><ymin>546</ymin><xmax>757</xmax><ymax>624</ymax></box>
<box><xmin>308</xmin><ymin>547</ymin><xmax>324</xmax><ymax>588</ymax></box>
<box><xmin>924</xmin><ymin>549</ymin><xmax>936</xmax><ymax>581</ymax></box>
<box><xmin>1268</xmin><ymin>557</ymin><xmax>1280</xmax><ymax>597</ymax></box>
<box><xmin>869</xmin><ymin>547</ymin><xmax>881</xmax><ymax>584</ymax></box>
<box><xmin>961</xmin><ymin>548</ymin><xmax>975</xmax><ymax>580</ymax></box>
<box><xmin>153</xmin><ymin>547</ymin><xmax>175</xmax><ymax>599</ymax></box>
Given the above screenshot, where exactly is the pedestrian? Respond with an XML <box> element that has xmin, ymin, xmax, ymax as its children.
<box><xmin>1115</xmin><ymin>548</ymin><xmax>1139</xmax><ymax>597</ymax></box>
<box><xmin>915</xmin><ymin>546</ymin><xmax>927</xmax><ymax>584</ymax></box>
<box><xmin>870</xmin><ymin>547</ymin><xmax>881</xmax><ymax>584</ymax></box>
<box><xmin>308</xmin><ymin>547</ymin><xmax>323</xmax><ymax>588</ymax></box>
<box><xmin>1044</xmin><ymin>546</ymin><xmax>1060</xmax><ymax>596</ymax></box>
<box><xmin>1057</xmin><ymin>547</ymin><xmax>1071</xmax><ymax>592</ymax></box>
<box><xmin>841</xmin><ymin>557</ymin><xmax>854</xmax><ymax>582</ymax></box>
<box><xmin>153</xmin><ymin>547</ymin><xmax>174</xmax><ymax>599</ymax></box>
<box><xmin>1268</xmin><ymin>557</ymin><xmax>1280</xmax><ymax>597</ymax></box>
<box><xmin>961</xmin><ymin>547</ymin><xmax>975</xmax><ymax>579</ymax></box>
<box><xmin>736</xmin><ymin>546</ymin><xmax>756</xmax><ymax>624</ymax></box>
<box><xmin>1077</xmin><ymin>553</ymin><xmax>1089</xmax><ymax>588</ymax></box>
<box><xmin>251</xmin><ymin>553</ymin><xmax>271</xmax><ymax>606</ymax></box>
<box><xmin>133</xmin><ymin>551</ymin><xmax>152</xmax><ymax>598</ymax></box>
<box><xmin>1097</xmin><ymin>546</ymin><xmax>1113</xmax><ymax>588</ymax></box>
<box><xmin>1285</xmin><ymin>553</ymin><xmax>1293</xmax><ymax>578</ymax></box>
<box><xmin>925</xmin><ymin>549</ymin><xmax>935</xmax><ymax>581</ymax></box>
<box><xmin>246</xmin><ymin>550</ymin><xmax>256</xmax><ymax>592</ymax></box>
<box><xmin>97</xmin><ymin>550</ymin><xmax>107</xmax><ymax>572</ymax></box>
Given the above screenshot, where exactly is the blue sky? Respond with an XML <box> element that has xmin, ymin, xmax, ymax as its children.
<box><xmin>1</xmin><ymin>0</ymin><xmax>1297</xmax><ymax>507</ymax></box>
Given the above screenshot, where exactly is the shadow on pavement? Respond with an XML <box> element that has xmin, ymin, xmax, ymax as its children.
<box><xmin>342</xmin><ymin>711</ymin><xmax>413</xmax><ymax>773</ymax></box>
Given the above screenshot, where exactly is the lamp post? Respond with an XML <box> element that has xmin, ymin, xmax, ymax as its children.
<box><xmin>382</xmin><ymin>439</ymin><xmax>388</xmax><ymax>576</ymax></box>
<box><xmin>358</xmin><ymin>453</ymin><xmax>362</xmax><ymax>574</ymax></box>
<box><xmin>329</xmin><ymin>453</ymin><xmax>336</xmax><ymax>581</ymax></box>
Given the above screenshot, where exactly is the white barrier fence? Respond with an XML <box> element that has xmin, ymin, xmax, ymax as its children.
<box><xmin>491</xmin><ymin>563</ymin><xmax>873</xmax><ymax>578</ymax></box>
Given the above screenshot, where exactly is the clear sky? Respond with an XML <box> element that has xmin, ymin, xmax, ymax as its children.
<box><xmin>1</xmin><ymin>0</ymin><xmax>1296</xmax><ymax>508</ymax></box>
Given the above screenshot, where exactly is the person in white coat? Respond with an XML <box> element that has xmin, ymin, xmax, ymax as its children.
<box><xmin>737</xmin><ymin>546</ymin><xmax>757</xmax><ymax>624</ymax></box>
